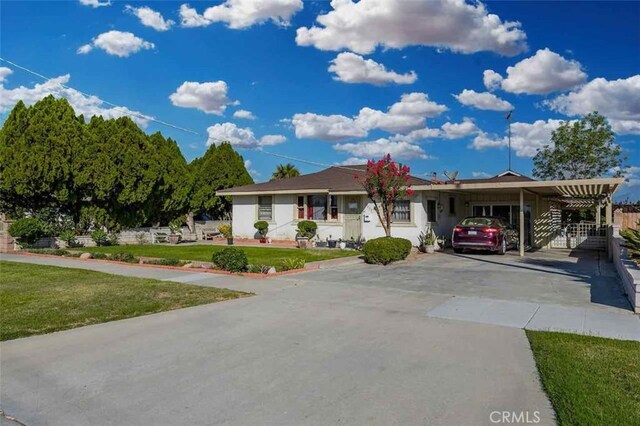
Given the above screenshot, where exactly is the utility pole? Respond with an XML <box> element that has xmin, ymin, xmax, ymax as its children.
<box><xmin>506</xmin><ymin>110</ymin><xmax>513</xmax><ymax>171</ymax></box>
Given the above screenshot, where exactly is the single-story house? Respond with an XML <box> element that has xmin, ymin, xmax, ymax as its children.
<box><xmin>218</xmin><ymin>165</ymin><xmax>624</xmax><ymax>256</ymax></box>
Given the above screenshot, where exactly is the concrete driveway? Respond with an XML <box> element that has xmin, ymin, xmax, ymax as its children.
<box><xmin>0</xmin><ymin>254</ymin><xmax>554</xmax><ymax>426</ymax></box>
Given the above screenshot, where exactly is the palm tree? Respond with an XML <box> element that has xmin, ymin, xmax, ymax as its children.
<box><xmin>271</xmin><ymin>163</ymin><xmax>300</xmax><ymax>181</ymax></box>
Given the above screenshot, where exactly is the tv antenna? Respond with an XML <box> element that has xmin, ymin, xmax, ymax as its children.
<box><xmin>505</xmin><ymin>110</ymin><xmax>513</xmax><ymax>170</ymax></box>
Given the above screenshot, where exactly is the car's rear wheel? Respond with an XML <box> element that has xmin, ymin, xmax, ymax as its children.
<box><xmin>453</xmin><ymin>248</ymin><xmax>464</xmax><ymax>254</ymax></box>
<box><xmin>498</xmin><ymin>238</ymin><xmax>506</xmax><ymax>255</ymax></box>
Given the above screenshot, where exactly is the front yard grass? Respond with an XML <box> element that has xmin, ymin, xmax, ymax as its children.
<box><xmin>0</xmin><ymin>261</ymin><xmax>249</xmax><ymax>341</ymax></box>
<box><xmin>527</xmin><ymin>330</ymin><xmax>640</xmax><ymax>425</ymax></box>
<box><xmin>80</xmin><ymin>244</ymin><xmax>360</xmax><ymax>270</ymax></box>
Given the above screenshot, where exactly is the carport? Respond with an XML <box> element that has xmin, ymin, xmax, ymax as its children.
<box><xmin>414</xmin><ymin>175</ymin><xmax>624</xmax><ymax>256</ymax></box>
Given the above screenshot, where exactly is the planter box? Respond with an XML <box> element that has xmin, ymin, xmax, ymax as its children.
<box><xmin>610</xmin><ymin>234</ymin><xmax>640</xmax><ymax>313</ymax></box>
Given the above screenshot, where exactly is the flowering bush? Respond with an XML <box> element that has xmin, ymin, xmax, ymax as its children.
<box><xmin>355</xmin><ymin>154</ymin><xmax>414</xmax><ymax>237</ymax></box>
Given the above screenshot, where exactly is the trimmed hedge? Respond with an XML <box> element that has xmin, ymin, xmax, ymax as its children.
<box><xmin>362</xmin><ymin>237</ymin><xmax>412</xmax><ymax>265</ymax></box>
<box><xmin>212</xmin><ymin>247</ymin><xmax>248</xmax><ymax>272</ymax></box>
<box><xmin>296</xmin><ymin>220</ymin><xmax>317</xmax><ymax>238</ymax></box>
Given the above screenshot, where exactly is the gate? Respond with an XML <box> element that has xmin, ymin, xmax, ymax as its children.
<box><xmin>550</xmin><ymin>222</ymin><xmax>607</xmax><ymax>250</ymax></box>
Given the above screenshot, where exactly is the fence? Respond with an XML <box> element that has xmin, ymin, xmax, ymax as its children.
<box><xmin>549</xmin><ymin>222</ymin><xmax>607</xmax><ymax>250</ymax></box>
<box><xmin>614</xmin><ymin>209</ymin><xmax>640</xmax><ymax>230</ymax></box>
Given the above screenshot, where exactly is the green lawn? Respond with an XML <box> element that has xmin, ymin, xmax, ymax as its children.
<box><xmin>0</xmin><ymin>261</ymin><xmax>248</xmax><ymax>341</ymax></box>
<box><xmin>527</xmin><ymin>330</ymin><xmax>640</xmax><ymax>425</ymax></box>
<box><xmin>80</xmin><ymin>244</ymin><xmax>361</xmax><ymax>270</ymax></box>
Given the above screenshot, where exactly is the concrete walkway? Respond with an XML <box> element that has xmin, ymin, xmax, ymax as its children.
<box><xmin>0</xmin><ymin>254</ymin><xmax>555</xmax><ymax>425</ymax></box>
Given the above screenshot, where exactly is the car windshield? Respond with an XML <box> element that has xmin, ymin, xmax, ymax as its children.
<box><xmin>460</xmin><ymin>217</ymin><xmax>495</xmax><ymax>226</ymax></box>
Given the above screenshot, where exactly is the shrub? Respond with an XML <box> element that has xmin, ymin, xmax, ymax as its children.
<box><xmin>64</xmin><ymin>251</ymin><xmax>83</xmax><ymax>258</ymax></box>
<box><xmin>145</xmin><ymin>258</ymin><xmax>186</xmax><ymax>266</ymax></box>
<box><xmin>281</xmin><ymin>258</ymin><xmax>305</xmax><ymax>271</ymax></box>
<box><xmin>59</xmin><ymin>230</ymin><xmax>77</xmax><ymax>247</ymax></box>
<box><xmin>212</xmin><ymin>247</ymin><xmax>248</xmax><ymax>272</ymax></box>
<box><xmin>107</xmin><ymin>233</ymin><xmax>119</xmax><ymax>246</ymax></box>
<box><xmin>362</xmin><ymin>237</ymin><xmax>412</xmax><ymax>265</ymax></box>
<box><xmin>135</xmin><ymin>232</ymin><xmax>148</xmax><ymax>245</ymax></box>
<box><xmin>254</xmin><ymin>220</ymin><xmax>269</xmax><ymax>237</ymax></box>
<box><xmin>91</xmin><ymin>229</ymin><xmax>108</xmax><ymax>246</ymax></box>
<box><xmin>169</xmin><ymin>216</ymin><xmax>185</xmax><ymax>234</ymax></box>
<box><xmin>296</xmin><ymin>220</ymin><xmax>317</xmax><ymax>239</ymax></box>
<box><xmin>92</xmin><ymin>252</ymin><xmax>108</xmax><ymax>260</ymax></box>
<box><xmin>621</xmin><ymin>223</ymin><xmax>640</xmax><ymax>255</ymax></box>
<box><xmin>218</xmin><ymin>224</ymin><xmax>232</xmax><ymax>239</ymax></box>
<box><xmin>25</xmin><ymin>248</ymin><xmax>69</xmax><ymax>256</ymax></box>
<box><xmin>9</xmin><ymin>218</ymin><xmax>47</xmax><ymax>246</ymax></box>
<box><xmin>109</xmin><ymin>251</ymin><xmax>138</xmax><ymax>263</ymax></box>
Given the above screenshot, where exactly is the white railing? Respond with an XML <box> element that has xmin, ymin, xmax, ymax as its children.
<box><xmin>550</xmin><ymin>222</ymin><xmax>607</xmax><ymax>249</ymax></box>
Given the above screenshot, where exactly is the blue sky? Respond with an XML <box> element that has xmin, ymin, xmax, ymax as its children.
<box><xmin>1</xmin><ymin>0</ymin><xmax>639</xmax><ymax>199</ymax></box>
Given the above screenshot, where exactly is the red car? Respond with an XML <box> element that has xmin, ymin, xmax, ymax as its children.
<box><xmin>452</xmin><ymin>217</ymin><xmax>518</xmax><ymax>255</ymax></box>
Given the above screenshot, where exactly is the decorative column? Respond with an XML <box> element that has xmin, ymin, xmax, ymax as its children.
<box><xmin>519</xmin><ymin>188</ymin><xmax>525</xmax><ymax>257</ymax></box>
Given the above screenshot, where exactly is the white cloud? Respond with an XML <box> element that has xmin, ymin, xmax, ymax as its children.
<box><xmin>334</xmin><ymin>138</ymin><xmax>430</xmax><ymax>160</ymax></box>
<box><xmin>125</xmin><ymin>5</ymin><xmax>175</xmax><ymax>31</ymax></box>
<box><xmin>356</xmin><ymin>92</ymin><xmax>447</xmax><ymax>133</ymax></box>
<box><xmin>78</xmin><ymin>31</ymin><xmax>155</xmax><ymax>57</ymax></box>
<box><xmin>233</xmin><ymin>109</ymin><xmax>256</xmax><ymax>120</ymax></box>
<box><xmin>296</xmin><ymin>0</ymin><xmax>527</xmax><ymax>56</ymax></box>
<box><xmin>546</xmin><ymin>75</ymin><xmax>640</xmax><ymax>135</ymax></box>
<box><xmin>179</xmin><ymin>4</ymin><xmax>210</xmax><ymax>27</ymax></box>
<box><xmin>328</xmin><ymin>52</ymin><xmax>417</xmax><ymax>86</ymax></box>
<box><xmin>291</xmin><ymin>113</ymin><xmax>366</xmax><ymax>141</ymax></box>
<box><xmin>244</xmin><ymin>159</ymin><xmax>260</xmax><ymax>177</ymax></box>
<box><xmin>179</xmin><ymin>0</ymin><xmax>303</xmax><ymax>29</ymax></box>
<box><xmin>612</xmin><ymin>166</ymin><xmax>640</xmax><ymax>189</ymax></box>
<box><xmin>472</xmin><ymin>171</ymin><xmax>492</xmax><ymax>178</ymax></box>
<box><xmin>440</xmin><ymin>118</ymin><xmax>479</xmax><ymax>139</ymax></box>
<box><xmin>0</xmin><ymin>74</ymin><xmax>151</xmax><ymax>127</ymax></box>
<box><xmin>206</xmin><ymin>122</ymin><xmax>286</xmax><ymax>148</ymax></box>
<box><xmin>483</xmin><ymin>69</ymin><xmax>503</xmax><ymax>91</ymax></box>
<box><xmin>79</xmin><ymin>0</ymin><xmax>111</xmax><ymax>8</ymax></box>
<box><xmin>454</xmin><ymin>89</ymin><xmax>513</xmax><ymax>111</ymax></box>
<box><xmin>292</xmin><ymin>92</ymin><xmax>447</xmax><ymax>140</ymax></box>
<box><xmin>335</xmin><ymin>157</ymin><xmax>369</xmax><ymax>166</ymax></box>
<box><xmin>0</xmin><ymin>67</ymin><xmax>13</xmax><ymax>83</ymax></box>
<box><xmin>389</xmin><ymin>127</ymin><xmax>441</xmax><ymax>143</ymax></box>
<box><xmin>499</xmin><ymin>48</ymin><xmax>587</xmax><ymax>94</ymax></box>
<box><xmin>170</xmin><ymin>81</ymin><xmax>234</xmax><ymax>115</ymax></box>
<box><xmin>471</xmin><ymin>119</ymin><xmax>565</xmax><ymax>157</ymax></box>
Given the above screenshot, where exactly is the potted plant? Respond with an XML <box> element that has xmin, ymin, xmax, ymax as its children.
<box><xmin>418</xmin><ymin>229</ymin><xmax>437</xmax><ymax>254</ymax></box>
<box><xmin>327</xmin><ymin>235</ymin><xmax>337</xmax><ymax>248</ymax></box>
<box><xmin>296</xmin><ymin>220</ymin><xmax>317</xmax><ymax>249</ymax></box>
<box><xmin>254</xmin><ymin>220</ymin><xmax>269</xmax><ymax>243</ymax></box>
<box><xmin>168</xmin><ymin>216</ymin><xmax>184</xmax><ymax>244</ymax></box>
<box><xmin>219</xmin><ymin>224</ymin><xmax>233</xmax><ymax>245</ymax></box>
<box><xmin>338</xmin><ymin>239</ymin><xmax>347</xmax><ymax>249</ymax></box>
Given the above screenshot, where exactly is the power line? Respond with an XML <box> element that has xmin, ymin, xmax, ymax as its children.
<box><xmin>1</xmin><ymin>57</ymin><xmax>369</xmax><ymax>173</ymax></box>
<box><xmin>0</xmin><ymin>57</ymin><xmax>201</xmax><ymax>136</ymax></box>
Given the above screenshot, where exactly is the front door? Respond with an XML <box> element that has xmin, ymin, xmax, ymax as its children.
<box><xmin>344</xmin><ymin>195</ymin><xmax>362</xmax><ymax>240</ymax></box>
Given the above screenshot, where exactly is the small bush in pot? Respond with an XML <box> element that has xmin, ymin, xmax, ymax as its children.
<box><xmin>218</xmin><ymin>224</ymin><xmax>233</xmax><ymax>245</ymax></box>
<box><xmin>362</xmin><ymin>237</ymin><xmax>412</xmax><ymax>265</ymax></box>
<box><xmin>212</xmin><ymin>247</ymin><xmax>248</xmax><ymax>272</ymax></box>
<box><xmin>254</xmin><ymin>221</ymin><xmax>269</xmax><ymax>242</ymax></box>
<box><xmin>296</xmin><ymin>220</ymin><xmax>317</xmax><ymax>248</ymax></box>
<box><xmin>418</xmin><ymin>229</ymin><xmax>437</xmax><ymax>254</ymax></box>
<box><xmin>9</xmin><ymin>218</ymin><xmax>47</xmax><ymax>247</ymax></box>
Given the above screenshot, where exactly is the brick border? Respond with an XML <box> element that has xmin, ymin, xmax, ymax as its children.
<box><xmin>9</xmin><ymin>251</ymin><xmax>319</xmax><ymax>279</ymax></box>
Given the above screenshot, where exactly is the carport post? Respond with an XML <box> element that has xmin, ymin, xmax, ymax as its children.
<box><xmin>519</xmin><ymin>188</ymin><xmax>525</xmax><ymax>256</ymax></box>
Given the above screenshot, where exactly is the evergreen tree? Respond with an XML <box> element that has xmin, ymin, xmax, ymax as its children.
<box><xmin>190</xmin><ymin>143</ymin><xmax>253</xmax><ymax>219</ymax></box>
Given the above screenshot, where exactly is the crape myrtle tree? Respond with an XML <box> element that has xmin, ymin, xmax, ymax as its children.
<box><xmin>356</xmin><ymin>154</ymin><xmax>414</xmax><ymax>237</ymax></box>
<box><xmin>0</xmin><ymin>95</ymin><xmax>252</xmax><ymax>232</ymax></box>
<box><xmin>532</xmin><ymin>112</ymin><xmax>626</xmax><ymax>180</ymax></box>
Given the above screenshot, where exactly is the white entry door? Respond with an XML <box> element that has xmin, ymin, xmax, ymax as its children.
<box><xmin>343</xmin><ymin>196</ymin><xmax>362</xmax><ymax>240</ymax></box>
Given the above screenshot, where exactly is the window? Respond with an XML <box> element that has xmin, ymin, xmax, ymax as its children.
<box><xmin>258</xmin><ymin>196</ymin><xmax>272</xmax><ymax>221</ymax></box>
<box><xmin>297</xmin><ymin>196</ymin><xmax>305</xmax><ymax>219</ymax></box>
<box><xmin>307</xmin><ymin>195</ymin><xmax>327</xmax><ymax>220</ymax></box>
<box><xmin>330</xmin><ymin>195</ymin><xmax>338</xmax><ymax>220</ymax></box>
<box><xmin>426</xmin><ymin>199</ymin><xmax>437</xmax><ymax>222</ymax></box>
<box><xmin>392</xmin><ymin>200</ymin><xmax>411</xmax><ymax>223</ymax></box>
<box><xmin>449</xmin><ymin>197</ymin><xmax>456</xmax><ymax>215</ymax></box>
